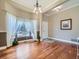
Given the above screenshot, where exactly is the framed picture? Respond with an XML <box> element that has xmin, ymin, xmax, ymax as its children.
<box><xmin>60</xmin><ymin>19</ymin><xmax>72</xmax><ymax>30</ymax></box>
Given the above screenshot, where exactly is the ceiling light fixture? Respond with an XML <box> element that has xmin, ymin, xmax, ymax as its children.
<box><xmin>33</xmin><ymin>0</ymin><xmax>42</xmax><ymax>14</ymax></box>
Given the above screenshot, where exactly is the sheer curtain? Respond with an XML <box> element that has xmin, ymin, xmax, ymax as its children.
<box><xmin>25</xmin><ymin>20</ymin><xmax>34</xmax><ymax>38</ymax></box>
<box><xmin>6</xmin><ymin>12</ymin><xmax>36</xmax><ymax>47</ymax></box>
<box><xmin>6</xmin><ymin>12</ymin><xmax>16</xmax><ymax>47</ymax></box>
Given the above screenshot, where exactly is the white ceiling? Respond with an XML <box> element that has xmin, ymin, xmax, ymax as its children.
<box><xmin>10</xmin><ymin>0</ymin><xmax>67</xmax><ymax>13</ymax></box>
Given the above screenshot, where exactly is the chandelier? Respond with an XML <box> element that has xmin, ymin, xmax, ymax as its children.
<box><xmin>33</xmin><ymin>0</ymin><xmax>42</xmax><ymax>14</ymax></box>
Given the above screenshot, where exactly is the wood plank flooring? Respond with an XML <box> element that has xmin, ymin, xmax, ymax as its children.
<box><xmin>0</xmin><ymin>41</ymin><xmax>77</xmax><ymax>59</ymax></box>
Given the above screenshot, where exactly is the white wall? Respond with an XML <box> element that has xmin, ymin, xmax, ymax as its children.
<box><xmin>48</xmin><ymin>5</ymin><xmax>79</xmax><ymax>40</ymax></box>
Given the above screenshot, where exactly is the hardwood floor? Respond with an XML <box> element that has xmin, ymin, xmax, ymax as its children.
<box><xmin>0</xmin><ymin>41</ymin><xmax>77</xmax><ymax>59</ymax></box>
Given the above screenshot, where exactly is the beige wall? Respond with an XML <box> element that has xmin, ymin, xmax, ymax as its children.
<box><xmin>0</xmin><ymin>0</ymin><xmax>5</xmax><ymax>10</ymax></box>
<box><xmin>0</xmin><ymin>10</ymin><xmax>6</xmax><ymax>31</ymax></box>
<box><xmin>48</xmin><ymin>6</ymin><xmax>79</xmax><ymax>40</ymax></box>
<box><xmin>0</xmin><ymin>0</ymin><xmax>6</xmax><ymax>32</ymax></box>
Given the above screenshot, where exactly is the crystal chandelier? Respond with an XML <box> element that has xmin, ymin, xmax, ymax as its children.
<box><xmin>33</xmin><ymin>0</ymin><xmax>42</xmax><ymax>14</ymax></box>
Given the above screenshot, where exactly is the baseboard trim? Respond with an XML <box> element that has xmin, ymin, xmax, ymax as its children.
<box><xmin>0</xmin><ymin>46</ymin><xmax>7</xmax><ymax>50</ymax></box>
<box><xmin>18</xmin><ymin>39</ymin><xmax>37</xmax><ymax>43</ymax></box>
<box><xmin>48</xmin><ymin>37</ymin><xmax>79</xmax><ymax>45</ymax></box>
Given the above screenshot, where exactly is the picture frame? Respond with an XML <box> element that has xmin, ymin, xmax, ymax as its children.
<box><xmin>60</xmin><ymin>19</ymin><xmax>72</xmax><ymax>30</ymax></box>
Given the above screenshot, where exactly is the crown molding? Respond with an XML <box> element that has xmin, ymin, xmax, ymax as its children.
<box><xmin>46</xmin><ymin>2</ymin><xmax>79</xmax><ymax>16</ymax></box>
<box><xmin>42</xmin><ymin>0</ymin><xmax>58</xmax><ymax>13</ymax></box>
